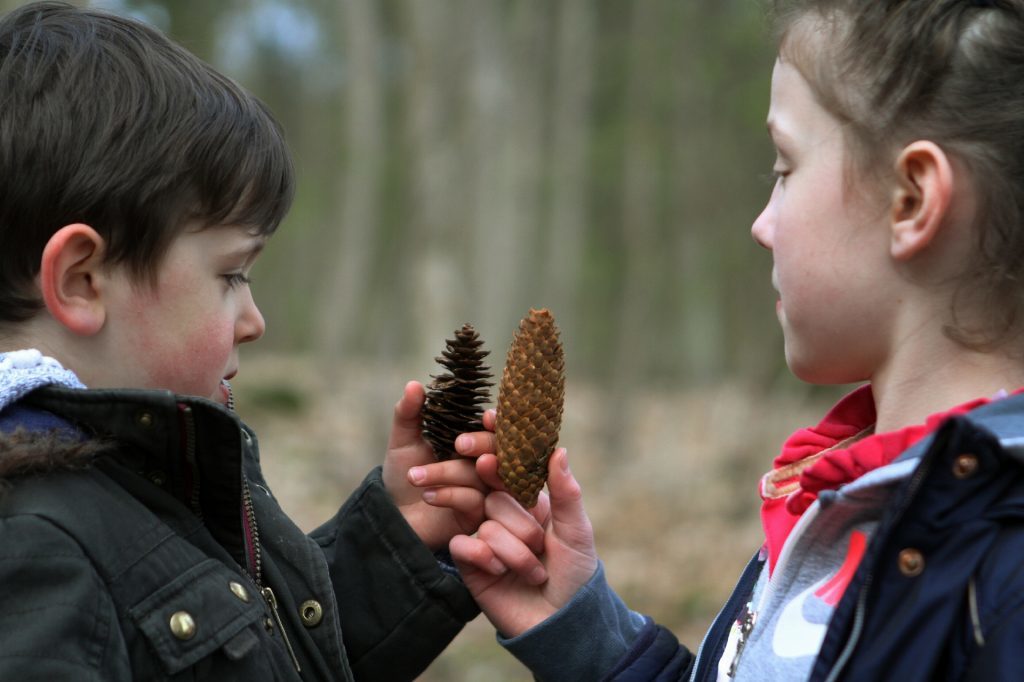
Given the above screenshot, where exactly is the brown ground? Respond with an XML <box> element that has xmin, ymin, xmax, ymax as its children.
<box><xmin>234</xmin><ymin>354</ymin><xmax>835</xmax><ymax>681</ymax></box>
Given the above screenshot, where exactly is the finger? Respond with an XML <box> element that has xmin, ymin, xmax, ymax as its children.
<box><xmin>455</xmin><ymin>430</ymin><xmax>497</xmax><ymax>458</ymax></box>
<box><xmin>478</xmin><ymin>519</ymin><xmax>547</xmax><ymax>585</ymax></box>
<box><xmin>475</xmin><ymin>453</ymin><xmax>505</xmax><ymax>491</ymax></box>
<box><xmin>449</xmin><ymin>534</ymin><xmax>508</xmax><ymax>576</ymax></box>
<box><xmin>408</xmin><ymin>458</ymin><xmax>486</xmax><ymax>490</ymax></box>
<box><xmin>485</xmin><ymin>492</ymin><xmax>545</xmax><ymax>555</ymax></box>
<box><xmin>482</xmin><ymin>408</ymin><xmax>497</xmax><ymax>431</ymax></box>
<box><xmin>421</xmin><ymin>485</ymin><xmax>485</xmax><ymax>517</ymax></box>
<box><xmin>387</xmin><ymin>381</ymin><xmax>427</xmax><ymax>450</ymax></box>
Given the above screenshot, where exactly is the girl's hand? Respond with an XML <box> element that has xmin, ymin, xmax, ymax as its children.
<box><xmin>449</xmin><ymin>448</ymin><xmax>599</xmax><ymax>638</ymax></box>
<box><xmin>381</xmin><ymin>381</ymin><xmax>489</xmax><ymax>551</ymax></box>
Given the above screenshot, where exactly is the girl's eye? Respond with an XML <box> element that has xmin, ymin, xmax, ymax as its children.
<box><xmin>761</xmin><ymin>169</ymin><xmax>788</xmax><ymax>185</ymax></box>
<box><xmin>224</xmin><ymin>273</ymin><xmax>251</xmax><ymax>288</ymax></box>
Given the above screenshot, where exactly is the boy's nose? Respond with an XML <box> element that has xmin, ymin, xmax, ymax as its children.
<box><xmin>237</xmin><ymin>294</ymin><xmax>266</xmax><ymax>344</ymax></box>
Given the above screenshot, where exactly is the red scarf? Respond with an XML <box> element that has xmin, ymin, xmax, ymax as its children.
<box><xmin>759</xmin><ymin>384</ymin><xmax>999</xmax><ymax>574</ymax></box>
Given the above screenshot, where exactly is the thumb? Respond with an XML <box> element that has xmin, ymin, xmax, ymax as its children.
<box><xmin>546</xmin><ymin>448</ymin><xmax>590</xmax><ymax>536</ymax></box>
<box><xmin>388</xmin><ymin>380</ymin><xmax>426</xmax><ymax>450</ymax></box>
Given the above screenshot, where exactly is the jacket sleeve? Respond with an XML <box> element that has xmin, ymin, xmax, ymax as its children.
<box><xmin>0</xmin><ymin>514</ymin><xmax>128</xmax><ymax>681</ymax></box>
<box><xmin>500</xmin><ymin>562</ymin><xmax>695</xmax><ymax>681</ymax></box>
<box><xmin>309</xmin><ymin>466</ymin><xmax>479</xmax><ymax>681</ymax></box>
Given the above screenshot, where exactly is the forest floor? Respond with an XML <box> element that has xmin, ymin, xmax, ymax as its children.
<box><xmin>234</xmin><ymin>354</ymin><xmax>838</xmax><ymax>682</ymax></box>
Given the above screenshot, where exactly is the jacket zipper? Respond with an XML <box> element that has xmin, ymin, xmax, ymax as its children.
<box><xmin>689</xmin><ymin>553</ymin><xmax>764</xmax><ymax>682</ymax></box>
<box><xmin>229</xmin><ymin>379</ymin><xmax>302</xmax><ymax>675</ymax></box>
<box><xmin>242</xmin><ymin>472</ymin><xmax>302</xmax><ymax>674</ymax></box>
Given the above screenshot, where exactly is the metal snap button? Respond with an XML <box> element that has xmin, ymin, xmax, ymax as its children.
<box><xmin>952</xmin><ymin>454</ymin><xmax>979</xmax><ymax>479</ymax></box>
<box><xmin>147</xmin><ymin>471</ymin><xmax>166</xmax><ymax>487</ymax></box>
<box><xmin>898</xmin><ymin>548</ymin><xmax>925</xmax><ymax>577</ymax></box>
<box><xmin>137</xmin><ymin>412</ymin><xmax>154</xmax><ymax>428</ymax></box>
<box><xmin>299</xmin><ymin>600</ymin><xmax>323</xmax><ymax>627</ymax></box>
<box><xmin>169</xmin><ymin>611</ymin><xmax>197</xmax><ymax>640</ymax></box>
<box><xmin>229</xmin><ymin>581</ymin><xmax>250</xmax><ymax>603</ymax></box>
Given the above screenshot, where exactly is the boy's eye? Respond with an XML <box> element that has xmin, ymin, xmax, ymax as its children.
<box><xmin>224</xmin><ymin>273</ymin><xmax>251</xmax><ymax>288</ymax></box>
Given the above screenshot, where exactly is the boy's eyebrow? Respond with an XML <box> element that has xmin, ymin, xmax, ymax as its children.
<box><xmin>226</xmin><ymin>236</ymin><xmax>267</xmax><ymax>262</ymax></box>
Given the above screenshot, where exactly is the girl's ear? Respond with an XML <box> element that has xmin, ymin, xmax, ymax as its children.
<box><xmin>39</xmin><ymin>224</ymin><xmax>108</xmax><ymax>336</ymax></box>
<box><xmin>890</xmin><ymin>140</ymin><xmax>955</xmax><ymax>261</ymax></box>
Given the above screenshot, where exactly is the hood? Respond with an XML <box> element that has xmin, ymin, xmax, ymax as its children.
<box><xmin>0</xmin><ymin>349</ymin><xmax>85</xmax><ymax>413</ymax></box>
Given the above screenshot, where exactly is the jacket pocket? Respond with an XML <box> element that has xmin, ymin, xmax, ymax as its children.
<box><xmin>128</xmin><ymin>559</ymin><xmax>264</xmax><ymax>676</ymax></box>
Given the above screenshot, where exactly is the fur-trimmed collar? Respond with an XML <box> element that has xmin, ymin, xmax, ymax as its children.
<box><xmin>0</xmin><ymin>428</ymin><xmax>109</xmax><ymax>495</ymax></box>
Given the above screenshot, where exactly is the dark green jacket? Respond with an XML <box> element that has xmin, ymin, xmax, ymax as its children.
<box><xmin>0</xmin><ymin>386</ymin><xmax>478</xmax><ymax>681</ymax></box>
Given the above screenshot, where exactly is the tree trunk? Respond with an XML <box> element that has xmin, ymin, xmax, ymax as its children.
<box><xmin>315</xmin><ymin>0</ymin><xmax>384</xmax><ymax>362</ymax></box>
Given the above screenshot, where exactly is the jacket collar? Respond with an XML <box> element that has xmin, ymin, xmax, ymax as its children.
<box><xmin>20</xmin><ymin>385</ymin><xmax>250</xmax><ymax>556</ymax></box>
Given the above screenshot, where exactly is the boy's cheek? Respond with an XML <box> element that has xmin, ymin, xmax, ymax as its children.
<box><xmin>136</xmin><ymin>316</ymin><xmax>235</xmax><ymax>397</ymax></box>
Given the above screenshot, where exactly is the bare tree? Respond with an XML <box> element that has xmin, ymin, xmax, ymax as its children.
<box><xmin>542</xmin><ymin>0</ymin><xmax>596</xmax><ymax>353</ymax></box>
<box><xmin>316</xmin><ymin>0</ymin><xmax>384</xmax><ymax>362</ymax></box>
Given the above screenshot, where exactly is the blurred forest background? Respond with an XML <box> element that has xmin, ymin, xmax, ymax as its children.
<box><xmin>4</xmin><ymin>0</ymin><xmax>851</xmax><ymax>679</ymax></box>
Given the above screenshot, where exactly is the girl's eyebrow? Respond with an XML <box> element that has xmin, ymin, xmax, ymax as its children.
<box><xmin>766</xmin><ymin>119</ymin><xmax>795</xmax><ymax>157</ymax></box>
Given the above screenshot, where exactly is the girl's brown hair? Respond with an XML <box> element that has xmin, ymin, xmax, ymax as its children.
<box><xmin>771</xmin><ymin>0</ymin><xmax>1024</xmax><ymax>347</ymax></box>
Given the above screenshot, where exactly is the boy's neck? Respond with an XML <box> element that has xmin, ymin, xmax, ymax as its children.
<box><xmin>2</xmin><ymin>318</ymin><xmax>96</xmax><ymax>387</ymax></box>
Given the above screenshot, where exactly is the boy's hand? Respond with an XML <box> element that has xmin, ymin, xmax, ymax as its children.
<box><xmin>382</xmin><ymin>381</ymin><xmax>490</xmax><ymax>552</ymax></box>
<box><xmin>449</xmin><ymin>448</ymin><xmax>599</xmax><ymax>638</ymax></box>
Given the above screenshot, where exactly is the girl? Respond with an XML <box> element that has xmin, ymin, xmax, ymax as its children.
<box><xmin>418</xmin><ymin>1</ymin><xmax>1024</xmax><ymax>679</ymax></box>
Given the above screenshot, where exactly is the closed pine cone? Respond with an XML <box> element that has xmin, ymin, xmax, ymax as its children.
<box><xmin>496</xmin><ymin>308</ymin><xmax>565</xmax><ymax>508</ymax></box>
<box><xmin>422</xmin><ymin>324</ymin><xmax>493</xmax><ymax>461</ymax></box>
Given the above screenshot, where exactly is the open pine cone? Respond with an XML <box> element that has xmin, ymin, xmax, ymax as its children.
<box><xmin>422</xmin><ymin>324</ymin><xmax>493</xmax><ymax>461</ymax></box>
<box><xmin>496</xmin><ymin>308</ymin><xmax>565</xmax><ymax>508</ymax></box>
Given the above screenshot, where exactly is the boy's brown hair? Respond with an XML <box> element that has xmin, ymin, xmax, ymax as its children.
<box><xmin>0</xmin><ymin>1</ymin><xmax>294</xmax><ymax>325</ymax></box>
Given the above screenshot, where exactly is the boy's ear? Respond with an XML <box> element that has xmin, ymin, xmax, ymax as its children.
<box><xmin>889</xmin><ymin>140</ymin><xmax>954</xmax><ymax>261</ymax></box>
<box><xmin>39</xmin><ymin>224</ymin><xmax>108</xmax><ymax>336</ymax></box>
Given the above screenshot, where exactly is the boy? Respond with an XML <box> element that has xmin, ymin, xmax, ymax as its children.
<box><xmin>0</xmin><ymin>3</ymin><xmax>482</xmax><ymax>679</ymax></box>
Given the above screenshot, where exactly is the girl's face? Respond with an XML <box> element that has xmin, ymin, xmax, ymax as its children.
<box><xmin>751</xmin><ymin>57</ymin><xmax>897</xmax><ymax>384</ymax></box>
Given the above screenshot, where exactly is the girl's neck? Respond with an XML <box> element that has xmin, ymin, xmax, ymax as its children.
<box><xmin>871</xmin><ymin>341</ymin><xmax>1024</xmax><ymax>434</ymax></box>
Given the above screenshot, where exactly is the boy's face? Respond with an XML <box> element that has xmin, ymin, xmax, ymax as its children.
<box><xmin>99</xmin><ymin>225</ymin><xmax>265</xmax><ymax>404</ymax></box>
<box><xmin>750</xmin><ymin>57</ymin><xmax>895</xmax><ymax>385</ymax></box>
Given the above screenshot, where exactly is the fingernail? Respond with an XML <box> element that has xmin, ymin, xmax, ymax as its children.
<box><xmin>422</xmin><ymin>490</ymin><xmax>437</xmax><ymax>503</ymax></box>
<box><xmin>489</xmin><ymin>559</ymin><xmax>507</xmax><ymax>575</ymax></box>
<box><xmin>455</xmin><ymin>435</ymin><xmax>471</xmax><ymax>453</ymax></box>
<box><xmin>560</xmin><ymin>449</ymin><xmax>569</xmax><ymax>472</ymax></box>
<box><xmin>409</xmin><ymin>467</ymin><xmax>426</xmax><ymax>484</ymax></box>
<box><xmin>530</xmin><ymin>566</ymin><xmax>547</xmax><ymax>584</ymax></box>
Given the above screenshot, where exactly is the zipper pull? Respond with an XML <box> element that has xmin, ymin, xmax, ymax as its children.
<box><xmin>727</xmin><ymin>604</ymin><xmax>757</xmax><ymax>677</ymax></box>
<box><xmin>262</xmin><ymin>586</ymin><xmax>302</xmax><ymax>673</ymax></box>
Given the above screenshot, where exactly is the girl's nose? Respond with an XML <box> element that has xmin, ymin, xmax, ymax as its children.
<box><xmin>751</xmin><ymin>197</ymin><xmax>774</xmax><ymax>250</ymax></box>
